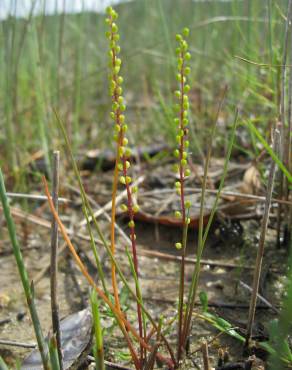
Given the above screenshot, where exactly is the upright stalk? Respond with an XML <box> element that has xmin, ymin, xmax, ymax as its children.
<box><xmin>90</xmin><ymin>290</ymin><xmax>105</xmax><ymax>370</ymax></box>
<box><xmin>182</xmin><ymin>110</ymin><xmax>238</xmax><ymax>350</ymax></box>
<box><xmin>106</xmin><ymin>7</ymin><xmax>145</xmax><ymax>363</ymax></box>
<box><xmin>105</xmin><ymin>6</ymin><xmax>122</xmax><ymax>313</ymax></box>
<box><xmin>172</xmin><ymin>28</ymin><xmax>192</xmax><ymax>363</ymax></box>
<box><xmin>50</xmin><ymin>151</ymin><xmax>63</xmax><ymax>369</ymax></box>
<box><xmin>277</xmin><ymin>0</ymin><xmax>292</xmax><ymax>246</ymax></box>
<box><xmin>245</xmin><ymin>128</ymin><xmax>280</xmax><ymax>344</ymax></box>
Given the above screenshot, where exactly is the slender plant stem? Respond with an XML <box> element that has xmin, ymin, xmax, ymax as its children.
<box><xmin>182</xmin><ymin>109</ymin><xmax>238</xmax><ymax>348</ymax></box>
<box><xmin>181</xmin><ymin>86</ymin><xmax>228</xmax><ymax>347</ymax></box>
<box><xmin>50</xmin><ymin>151</ymin><xmax>63</xmax><ymax>369</ymax></box>
<box><xmin>0</xmin><ymin>169</ymin><xmax>51</xmax><ymax>370</ymax></box>
<box><xmin>90</xmin><ymin>290</ymin><xmax>105</xmax><ymax>370</ymax></box>
<box><xmin>201</xmin><ymin>341</ymin><xmax>210</xmax><ymax>370</ymax></box>
<box><xmin>49</xmin><ymin>335</ymin><xmax>61</xmax><ymax>370</ymax></box>
<box><xmin>83</xmin><ymin>206</ymin><xmax>108</xmax><ymax>295</ymax></box>
<box><xmin>277</xmin><ymin>0</ymin><xmax>292</xmax><ymax>246</ymax></box>
<box><xmin>245</xmin><ymin>128</ymin><xmax>280</xmax><ymax>345</ymax></box>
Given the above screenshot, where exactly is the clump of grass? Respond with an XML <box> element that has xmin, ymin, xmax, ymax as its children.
<box><xmin>47</xmin><ymin>7</ymin><xmax>238</xmax><ymax>370</ymax></box>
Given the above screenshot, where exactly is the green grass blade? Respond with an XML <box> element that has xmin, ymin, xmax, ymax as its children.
<box><xmin>48</xmin><ymin>335</ymin><xmax>61</xmax><ymax>370</ymax></box>
<box><xmin>0</xmin><ymin>357</ymin><xmax>9</xmax><ymax>370</ymax></box>
<box><xmin>90</xmin><ymin>290</ymin><xmax>105</xmax><ymax>370</ymax></box>
<box><xmin>0</xmin><ymin>168</ymin><xmax>51</xmax><ymax>369</ymax></box>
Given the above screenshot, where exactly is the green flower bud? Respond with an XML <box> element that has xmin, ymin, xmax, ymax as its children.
<box><xmin>185</xmin><ymin>200</ymin><xmax>192</xmax><ymax>208</ymax></box>
<box><xmin>112</xmin><ymin>102</ymin><xmax>119</xmax><ymax>111</ymax></box>
<box><xmin>117</xmin><ymin>76</ymin><xmax>123</xmax><ymax>84</ymax></box>
<box><xmin>175</xmin><ymin>242</ymin><xmax>182</xmax><ymax>250</ymax></box>
<box><xmin>175</xmin><ymin>90</ymin><xmax>181</xmax><ymax>98</ymax></box>
<box><xmin>122</xmin><ymin>124</ymin><xmax>128</xmax><ymax>132</ymax></box>
<box><xmin>176</xmin><ymin>34</ymin><xmax>182</xmax><ymax>42</ymax></box>
<box><xmin>125</xmin><ymin>148</ymin><xmax>131</xmax><ymax>157</ymax></box>
<box><xmin>131</xmin><ymin>185</ymin><xmax>138</xmax><ymax>194</ymax></box>
<box><xmin>174</xmin><ymin>149</ymin><xmax>180</xmax><ymax>158</ymax></box>
<box><xmin>185</xmin><ymin>140</ymin><xmax>190</xmax><ymax>148</ymax></box>
<box><xmin>182</xmin><ymin>151</ymin><xmax>188</xmax><ymax>159</ymax></box>
<box><xmin>183</xmin><ymin>101</ymin><xmax>189</xmax><ymax>110</ymax></box>
<box><xmin>128</xmin><ymin>220</ymin><xmax>135</xmax><ymax>228</ymax></box>
<box><xmin>120</xmin><ymin>114</ymin><xmax>125</xmax><ymax>124</ymax></box>
<box><xmin>123</xmin><ymin>137</ymin><xmax>128</xmax><ymax>146</ymax></box>
<box><xmin>120</xmin><ymin>104</ymin><xmax>126</xmax><ymax>112</ymax></box>
<box><xmin>184</xmin><ymin>84</ymin><xmax>190</xmax><ymax>93</ymax></box>
<box><xmin>126</xmin><ymin>176</ymin><xmax>132</xmax><ymax>184</ymax></box>
<box><xmin>185</xmin><ymin>52</ymin><xmax>191</xmax><ymax>60</ymax></box>
<box><xmin>112</xmin><ymin>23</ymin><xmax>119</xmax><ymax>33</ymax></box>
<box><xmin>119</xmin><ymin>146</ymin><xmax>125</xmax><ymax>157</ymax></box>
<box><xmin>175</xmin><ymin>211</ymin><xmax>181</xmax><ymax>219</ymax></box>
<box><xmin>185</xmin><ymin>66</ymin><xmax>191</xmax><ymax>75</ymax></box>
<box><xmin>182</xmin><ymin>40</ymin><xmax>188</xmax><ymax>51</ymax></box>
<box><xmin>121</xmin><ymin>204</ymin><xmax>128</xmax><ymax>212</ymax></box>
<box><xmin>119</xmin><ymin>176</ymin><xmax>126</xmax><ymax>185</ymax></box>
<box><xmin>133</xmin><ymin>204</ymin><xmax>139</xmax><ymax>213</ymax></box>
<box><xmin>113</xmin><ymin>33</ymin><xmax>120</xmax><ymax>41</ymax></box>
<box><xmin>183</xmin><ymin>118</ymin><xmax>189</xmax><ymax>126</ymax></box>
<box><xmin>181</xmin><ymin>159</ymin><xmax>187</xmax><ymax>166</ymax></box>
<box><xmin>106</xmin><ymin>6</ymin><xmax>112</xmax><ymax>15</ymax></box>
<box><xmin>118</xmin><ymin>163</ymin><xmax>123</xmax><ymax>171</ymax></box>
<box><xmin>175</xmin><ymin>181</ymin><xmax>181</xmax><ymax>188</ymax></box>
<box><xmin>125</xmin><ymin>161</ymin><xmax>130</xmax><ymax>169</ymax></box>
<box><xmin>185</xmin><ymin>168</ymin><xmax>191</xmax><ymax>177</ymax></box>
<box><xmin>115</xmin><ymin>45</ymin><xmax>121</xmax><ymax>54</ymax></box>
<box><xmin>182</xmin><ymin>27</ymin><xmax>190</xmax><ymax>37</ymax></box>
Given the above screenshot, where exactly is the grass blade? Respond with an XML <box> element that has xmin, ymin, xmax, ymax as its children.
<box><xmin>0</xmin><ymin>168</ymin><xmax>51</xmax><ymax>369</ymax></box>
<box><xmin>90</xmin><ymin>290</ymin><xmax>105</xmax><ymax>370</ymax></box>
